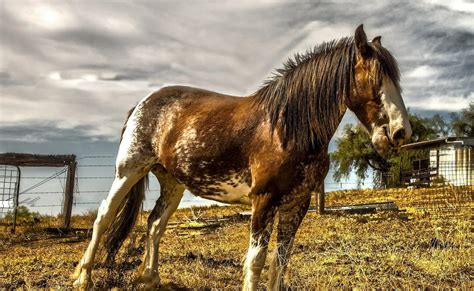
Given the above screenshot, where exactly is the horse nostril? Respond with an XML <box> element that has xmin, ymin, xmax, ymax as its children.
<box><xmin>392</xmin><ymin>128</ymin><xmax>405</xmax><ymax>141</ymax></box>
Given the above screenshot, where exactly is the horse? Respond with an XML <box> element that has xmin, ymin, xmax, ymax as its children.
<box><xmin>72</xmin><ymin>24</ymin><xmax>412</xmax><ymax>290</ymax></box>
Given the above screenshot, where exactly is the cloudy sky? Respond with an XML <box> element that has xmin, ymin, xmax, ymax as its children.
<box><xmin>0</xmin><ymin>1</ymin><xmax>473</xmax><ymax>213</ymax></box>
<box><xmin>1</xmin><ymin>0</ymin><xmax>473</xmax><ymax>151</ymax></box>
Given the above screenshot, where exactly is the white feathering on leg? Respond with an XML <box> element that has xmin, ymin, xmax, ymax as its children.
<box><xmin>243</xmin><ymin>241</ymin><xmax>264</xmax><ymax>291</ymax></box>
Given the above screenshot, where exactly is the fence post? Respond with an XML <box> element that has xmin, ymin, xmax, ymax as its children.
<box><xmin>318</xmin><ymin>183</ymin><xmax>325</xmax><ymax>214</ymax></box>
<box><xmin>12</xmin><ymin>166</ymin><xmax>21</xmax><ymax>233</ymax></box>
<box><xmin>63</xmin><ymin>161</ymin><xmax>76</xmax><ymax>229</ymax></box>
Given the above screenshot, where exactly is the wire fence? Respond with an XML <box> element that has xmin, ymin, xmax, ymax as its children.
<box><xmin>2</xmin><ymin>153</ymin><xmax>472</xmax><ymax>222</ymax></box>
<box><xmin>0</xmin><ymin>165</ymin><xmax>20</xmax><ymax>216</ymax></box>
<box><xmin>400</xmin><ymin>161</ymin><xmax>473</xmax><ymax>188</ymax></box>
<box><xmin>10</xmin><ymin>155</ymin><xmax>218</xmax><ymax>218</ymax></box>
<box><xmin>327</xmin><ymin>157</ymin><xmax>473</xmax><ymax>215</ymax></box>
<box><xmin>12</xmin><ymin>155</ymin><xmax>117</xmax><ymax>216</ymax></box>
<box><xmin>4</xmin><ymin>154</ymin><xmax>367</xmax><ymax>217</ymax></box>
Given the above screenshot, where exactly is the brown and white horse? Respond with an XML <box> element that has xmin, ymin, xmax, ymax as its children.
<box><xmin>73</xmin><ymin>25</ymin><xmax>411</xmax><ymax>290</ymax></box>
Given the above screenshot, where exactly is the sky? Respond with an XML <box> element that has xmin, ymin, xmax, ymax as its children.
<box><xmin>0</xmin><ymin>0</ymin><xmax>473</xmax><ymax>214</ymax></box>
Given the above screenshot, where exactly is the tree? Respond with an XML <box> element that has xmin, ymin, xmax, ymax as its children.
<box><xmin>450</xmin><ymin>102</ymin><xmax>473</xmax><ymax>137</ymax></box>
<box><xmin>331</xmin><ymin>111</ymin><xmax>445</xmax><ymax>187</ymax></box>
<box><xmin>331</xmin><ymin>124</ymin><xmax>389</xmax><ymax>185</ymax></box>
<box><xmin>427</xmin><ymin>114</ymin><xmax>450</xmax><ymax>137</ymax></box>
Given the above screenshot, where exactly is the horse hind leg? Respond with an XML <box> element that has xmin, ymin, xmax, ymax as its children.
<box><xmin>72</xmin><ymin>159</ymin><xmax>151</xmax><ymax>289</ymax></box>
<box><xmin>138</xmin><ymin>165</ymin><xmax>184</xmax><ymax>289</ymax></box>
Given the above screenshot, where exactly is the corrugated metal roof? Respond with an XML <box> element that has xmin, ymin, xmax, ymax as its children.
<box><xmin>401</xmin><ymin>137</ymin><xmax>474</xmax><ymax>150</ymax></box>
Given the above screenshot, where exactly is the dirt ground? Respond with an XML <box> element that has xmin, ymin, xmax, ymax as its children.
<box><xmin>1</xmin><ymin>187</ymin><xmax>473</xmax><ymax>289</ymax></box>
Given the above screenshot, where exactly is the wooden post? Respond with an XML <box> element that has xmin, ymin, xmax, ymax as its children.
<box><xmin>12</xmin><ymin>166</ymin><xmax>21</xmax><ymax>233</ymax></box>
<box><xmin>63</xmin><ymin>161</ymin><xmax>76</xmax><ymax>229</ymax></box>
<box><xmin>318</xmin><ymin>183</ymin><xmax>325</xmax><ymax>214</ymax></box>
<box><xmin>398</xmin><ymin>155</ymin><xmax>402</xmax><ymax>187</ymax></box>
<box><xmin>436</xmin><ymin>147</ymin><xmax>440</xmax><ymax>178</ymax></box>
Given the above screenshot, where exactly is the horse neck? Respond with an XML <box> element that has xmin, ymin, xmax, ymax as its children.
<box><xmin>307</xmin><ymin>100</ymin><xmax>348</xmax><ymax>150</ymax></box>
<box><xmin>251</xmin><ymin>88</ymin><xmax>348</xmax><ymax>152</ymax></box>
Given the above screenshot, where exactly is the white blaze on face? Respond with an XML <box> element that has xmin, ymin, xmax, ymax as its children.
<box><xmin>380</xmin><ymin>75</ymin><xmax>412</xmax><ymax>140</ymax></box>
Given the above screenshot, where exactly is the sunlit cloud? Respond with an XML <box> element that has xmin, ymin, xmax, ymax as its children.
<box><xmin>424</xmin><ymin>0</ymin><xmax>474</xmax><ymax>13</ymax></box>
<box><xmin>15</xmin><ymin>4</ymin><xmax>77</xmax><ymax>30</ymax></box>
<box><xmin>409</xmin><ymin>93</ymin><xmax>473</xmax><ymax>112</ymax></box>
<box><xmin>406</xmin><ymin>65</ymin><xmax>439</xmax><ymax>79</ymax></box>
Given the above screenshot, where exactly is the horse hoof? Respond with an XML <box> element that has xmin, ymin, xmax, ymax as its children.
<box><xmin>138</xmin><ymin>277</ymin><xmax>160</xmax><ymax>290</ymax></box>
<box><xmin>144</xmin><ymin>279</ymin><xmax>160</xmax><ymax>290</ymax></box>
<box><xmin>73</xmin><ymin>277</ymin><xmax>92</xmax><ymax>290</ymax></box>
<box><xmin>137</xmin><ymin>269</ymin><xmax>160</xmax><ymax>289</ymax></box>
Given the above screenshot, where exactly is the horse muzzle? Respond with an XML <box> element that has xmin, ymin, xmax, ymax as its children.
<box><xmin>371</xmin><ymin>122</ymin><xmax>411</xmax><ymax>156</ymax></box>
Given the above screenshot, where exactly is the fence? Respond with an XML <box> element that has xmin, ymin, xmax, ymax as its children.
<box><xmin>1</xmin><ymin>149</ymin><xmax>472</xmax><ymax>231</ymax></box>
<box><xmin>400</xmin><ymin>161</ymin><xmax>472</xmax><ymax>188</ymax></box>
<box><xmin>13</xmin><ymin>155</ymin><xmax>117</xmax><ymax>218</ymax></box>
<box><xmin>0</xmin><ymin>165</ymin><xmax>20</xmax><ymax>232</ymax></box>
<box><xmin>325</xmin><ymin>144</ymin><xmax>473</xmax><ymax>215</ymax></box>
<box><xmin>0</xmin><ymin>155</ymin><xmax>223</xmax><ymax>231</ymax></box>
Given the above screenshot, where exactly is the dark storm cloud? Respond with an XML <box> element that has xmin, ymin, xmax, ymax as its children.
<box><xmin>0</xmin><ymin>122</ymin><xmax>111</xmax><ymax>143</ymax></box>
<box><xmin>0</xmin><ymin>72</ymin><xmax>23</xmax><ymax>86</ymax></box>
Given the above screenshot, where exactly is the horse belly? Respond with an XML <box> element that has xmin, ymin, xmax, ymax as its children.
<box><xmin>203</xmin><ymin>175</ymin><xmax>252</xmax><ymax>204</ymax></box>
<box><xmin>186</xmin><ymin>172</ymin><xmax>252</xmax><ymax>205</ymax></box>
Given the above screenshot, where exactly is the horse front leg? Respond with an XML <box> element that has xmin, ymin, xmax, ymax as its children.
<box><xmin>268</xmin><ymin>192</ymin><xmax>311</xmax><ymax>291</ymax></box>
<box><xmin>243</xmin><ymin>194</ymin><xmax>278</xmax><ymax>291</ymax></box>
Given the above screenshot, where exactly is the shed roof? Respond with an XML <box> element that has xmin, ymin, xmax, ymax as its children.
<box><xmin>401</xmin><ymin>137</ymin><xmax>474</xmax><ymax>150</ymax></box>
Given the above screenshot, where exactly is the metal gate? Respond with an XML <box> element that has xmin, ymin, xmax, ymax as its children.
<box><xmin>0</xmin><ymin>165</ymin><xmax>21</xmax><ymax>232</ymax></box>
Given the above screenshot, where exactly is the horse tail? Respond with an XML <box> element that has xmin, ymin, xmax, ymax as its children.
<box><xmin>104</xmin><ymin>105</ymin><xmax>148</xmax><ymax>264</ymax></box>
<box><xmin>104</xmin><ymin>175</ymin><xmax>148</xmax><ymax>264</ymax></box>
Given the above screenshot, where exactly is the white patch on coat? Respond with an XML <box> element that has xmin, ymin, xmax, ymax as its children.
<box><xmin>116</xmin><ymin>93</ymin><xmax>155</xmax><ymax>173</ymax></box>
<box><xmin>174</xmin><ymin>124</ymin><xmax>198</xmax><ymax>175</ymax></box>
<box><xmin>380</xmin><ymin>75</ymin><xmax>412</xmax><ymax>139</ymax></box>
<box><xmin>157</xmin><ymin>101</ymin><xmax>182</xmax><ymax>156</ymax></box>
<box><xmin>201</xmin><ymin>174</ymin><xmax>251</xmax><ymax>204</ymax></box>
<box><xmin>215</xmin><ymin>175</ymin><xmax>250</xmax><ymax>198</ymax></box>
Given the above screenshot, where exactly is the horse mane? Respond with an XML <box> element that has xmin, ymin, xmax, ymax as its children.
<box><xmin>252</xmin><ymin>36</ymin><xmax>400</xmax><ymax>151</ymax></box>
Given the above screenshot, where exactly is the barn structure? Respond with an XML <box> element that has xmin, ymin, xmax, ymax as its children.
<box><xmin>400</xmin><ymin>137</ymin><xmax>473</xmax><ymax>188</ymax></box>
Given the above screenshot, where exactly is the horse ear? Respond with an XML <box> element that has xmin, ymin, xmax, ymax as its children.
<box><xmin>355</xmin><ymin>24</ymin><xmax>369</xmax><ymax>58</ymax></box>
<box><xmin>372</xmin><ymin>36</ymin><xmax>382</xmax><ymax>46</ymax></box>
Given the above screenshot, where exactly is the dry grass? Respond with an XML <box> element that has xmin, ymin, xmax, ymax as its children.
<box><xmin>0</xmin><ymin>187</ymin><xmax>472</xmax><ymax>289</ymax></box>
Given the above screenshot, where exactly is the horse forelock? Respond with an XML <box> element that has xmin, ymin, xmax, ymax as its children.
<box><xmin>370</xmin><ymin>43</ymin><xmax>401</xmax><ymax>92</ymax></box>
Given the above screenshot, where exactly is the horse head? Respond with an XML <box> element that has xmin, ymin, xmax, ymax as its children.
<box><xmin>346</xmin><ymin>24</ymin><xmax>412</xmax><ymax>156</ymax></box>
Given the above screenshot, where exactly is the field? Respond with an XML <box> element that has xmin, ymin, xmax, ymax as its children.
<box><xmin>1</xmin><ymin>187</ymin><xmax>473</xmax><ymax>289</ymax></box>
